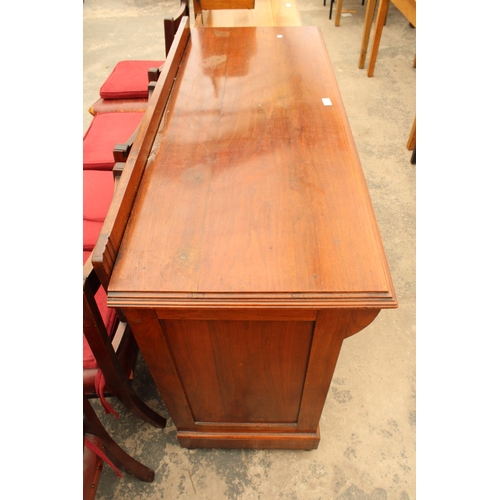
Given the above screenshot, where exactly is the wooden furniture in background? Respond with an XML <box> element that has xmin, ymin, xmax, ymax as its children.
<box><xmin>194</xmin><ymin>0</ymin><xmax>301</xmax><ymax>27</ymax></box>
<box><xmin>358</xmin><ymin>0</ymin><xmax>378</xmax><ymax>66</ymax></box>
<box><xmin>194</xmin><ymin>0</ymin><xmax>255</xmax><ymax>19</ymax></box>
<box><xmin>407</xmin><ymin>116</ymin><xmax>416</xmax><ymax>164</ymax></box>
<box><xmin>330</xmin><ymin>0</ymin><xmax>365</xmax><ymax>26</ymax></box>
<box><xmin>407</xmin><ymin>116</ymin><xmax>415</xmax><ymax>150</ymax></box>
<box><xmin>93</xmin><ymin>21</ymin><xmax>397</xmax><ymax>450</ymax></box>
<box><xmin>359</xmin><ymin>0</ymin><xmax>415</xmax><ymax>75</ymax></box>
<box><xmin>88</xmin><ymin>61</ymin><xmax>164</xmax><ymax>116</ymax></box>
<box><xmin>358</xmin><ymin>0</ymin><xmax>415</xmax><ymax>155</ymax></box>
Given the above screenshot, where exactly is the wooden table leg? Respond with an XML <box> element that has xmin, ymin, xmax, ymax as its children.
<box><xmin>359</xmin><ymin>0</ymin><xmax>377</xmax><ymax>68</ymax></box>
<box><xmin>407</xmin><ymin>116</ymin><xmax>416</xmax><ymax>150</ymax></box>
<box><xmin>367</xmin><ymin>0</ymin><xmax>389</xmax><ymax>76</ymax></box>
<box><xmin>334</xmin><ymin>0</ymin><xmax>343</xmax><ymax>25</ymax></box>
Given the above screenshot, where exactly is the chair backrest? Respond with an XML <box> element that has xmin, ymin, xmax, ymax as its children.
<box><xmin>83</xmin><ymin>255</ymin><xmax>133</xmax><ymax>400</ymax></box>
<box><xmin>164</xmin><ymin>0</ymin><xmax>190</xmax><ymax>56</ymax></box>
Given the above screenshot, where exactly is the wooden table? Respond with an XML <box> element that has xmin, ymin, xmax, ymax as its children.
<box><xmin>359</xmin><ymin>0</ymin><xmax>416</xmax><ymax>76</ymax></box>
<box><xmin>94</xmin><ymin>21</ymin><xmax>397</xmax><ymax>450</ymax></box>
<box><xmin>358</xmin><ymin>0</ymin><xmax>416</xmax><ymax>155</ymax></box>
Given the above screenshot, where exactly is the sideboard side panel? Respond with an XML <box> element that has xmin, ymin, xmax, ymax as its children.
<box><xmin>161</xmin><ymin>319</ymin><xmax>314</xmax><ymax>425</ymax></box>
<box><xmin>123</xmin><ymin>307</ymin><xmax>196</xmax><ymax>430</ymax></box>
<box><xmin>296</xmin><ymin>309</ymin><xmax>351</xmax><ymax>432</ymax></box>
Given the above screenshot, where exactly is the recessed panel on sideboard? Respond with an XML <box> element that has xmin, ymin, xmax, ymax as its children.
<box><xmin>161</xmin><ymin>319</ymin><xmax>314</xmax><ymax>424</ymax></box>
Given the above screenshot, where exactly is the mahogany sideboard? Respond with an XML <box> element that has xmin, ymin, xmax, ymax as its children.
<box><xmin>93</xmin><ymin>20</ymin><xmax>397</xmax><ymax>450</ymax></box>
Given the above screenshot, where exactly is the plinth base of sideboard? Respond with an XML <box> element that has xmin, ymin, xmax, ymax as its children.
<box><xmin>176</xmin><ymin>427</ymin><xmax>320</xmax><ymax>450</ymax></box>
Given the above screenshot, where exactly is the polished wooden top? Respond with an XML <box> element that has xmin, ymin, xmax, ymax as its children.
<box><xmin>107</xmin><ymin>26</ymin><xmax>397</xmax><ymax>309</ymax></box>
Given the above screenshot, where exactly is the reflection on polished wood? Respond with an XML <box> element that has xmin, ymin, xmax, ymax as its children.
<box><xmin>94</xmin><ymin>24</ymin><xmax>397</xmax><ymax>450</ymax></box>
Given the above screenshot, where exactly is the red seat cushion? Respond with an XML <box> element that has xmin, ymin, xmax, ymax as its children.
<box><xmin>84</xmin><ymin>220</ymin><xmax>104</xmax><ymax>252</ymax></box>
<box><xmin>83</xmin><ymin>250</ymin><xmax>92</xmax><ymax>266</ymax></box>
<box><xmin>83</xmin><ymin>112</ymin><xmax>144</xmax><ymax>170</ymax></box>
<box><xmin>83</xmin><ymin>170</ymin><xmax>115</xmax><ymax>251</ymax></box>
<box><xmin>99</xmin><ymin>60</ymin><xmax>164</xmax><ymax>99</ymax></box>
<box><xmin>84</xmin><ymin>170</ymin><xmax>115</xmax><ymax>222</ymax></box>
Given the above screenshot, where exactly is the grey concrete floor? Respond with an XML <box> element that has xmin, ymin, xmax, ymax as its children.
<box><xmin>84</xmin><ymin>1</ymin><xmax>415</xmax><ymax>498</ymax></box>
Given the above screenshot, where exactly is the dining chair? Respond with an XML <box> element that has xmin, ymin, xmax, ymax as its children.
<box><xmin>83</xmin><ymin>112</ymin><xmax>144</xmax><ymax>171</ymax></box>
<box><xmin>83</xmin><ymin>128</ymin><xmax>166</xmax><ymax>431</ymax></box>
<box><xmin>83</xmin><ymin>251</ymin><xmax>166</xmax><ymax>482</ymax></box>
<box><xmin>83</xmin><ymin>122</ymin><xmax>167</xmax><ymax>482</ymax></box>
<box><xmin>88</xmin><ymin>60</ymin><xmax>164</xmax><ymax>116</ymax></box>
<box><xmin>88</xmin><ymin>2</ymin><xmax>188</xmax><ymax>116</ymax></box>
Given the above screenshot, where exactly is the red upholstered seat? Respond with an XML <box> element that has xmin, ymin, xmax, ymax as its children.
<box><xmin>99</xmin><ymin>60</ymin><xmax>164</xmax><ymax>100</ymax></box>
<box><xmin>84</xmin><ymin>170</ymin><xmax>115</xmax><ymax>222</ymax></box>
<box><xmin>83</xmin><ymin>170</ymin><xmax>115</xmax><ymax>251</ymax></box>
<box><xmin>84</xmin><ymin>220</ymin><xmax>105</xmax><ymax>252</ymax></box>
<box><xmin>83</xmin><ymin>250</ymin><xmax>92</xmax><ymax>265</ymax></box>
<box><xmin>83</xmin><ymin>112</ymin><xmax>144</xmax><ymax>170</ymax></box>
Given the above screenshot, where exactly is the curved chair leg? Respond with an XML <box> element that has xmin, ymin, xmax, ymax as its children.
<box><xmin>84</xmin><ymin>395</ymin><xmax>155</xmax><ymax>482</ymax></box>
<box><xmin>109</xmin><ymin>325</ymin><xmax>167</xmax><ymax>429</ymax></box>
<box><xmin>119</xmin><ymin>388</ymin><xmax>167</xmax><ymax>429</ymax></box>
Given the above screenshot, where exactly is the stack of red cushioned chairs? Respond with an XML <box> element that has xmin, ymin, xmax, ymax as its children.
<box><xmin>83</xmin><ymin>60</ymin><xmax>156</xmax><ymax>350</ymax></box>
<box><xmin>88</xmin><ymin>60</ymin><xmax>163</xmax><ymax>116</ymax></box>
<box><xmin>83</xmin><ymin>59</ymin><xmax>165</xmax><ymax>495</ymax></box>
<box><xmin>83</xmin><ymin>59</ymin><xmax>164</xmax><ymax>256</ymax></box>
<box><xmin>83</xmin><ymin>59</ymin><xmax>163</xmax><ymax>266</ymax></box>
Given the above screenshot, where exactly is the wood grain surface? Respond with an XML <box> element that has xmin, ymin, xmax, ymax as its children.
<box><xmin>108</xmin><ymin>26</ymin><xmax>397</xmax><ymax>310</ymax></box>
